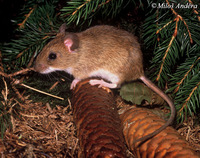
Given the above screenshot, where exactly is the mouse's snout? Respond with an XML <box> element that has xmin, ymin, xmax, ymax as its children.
<box><xmin>34</xmin><ymin>62</ymin><xmax>48</xmax><ymax>73</ymax></box>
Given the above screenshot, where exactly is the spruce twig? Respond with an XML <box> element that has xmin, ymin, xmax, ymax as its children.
<box><xmin>18</xmin><ymin>6</ymin><xmax>36</xmax><ymax>29</ymax></box>
<box><xmin>174</xmin><ymin>57</ymin><xmax>200</xmax><ymax>93</ymax></box>
<box><xmin>166</xmin><ymin>0</ymin><xmax>193</xmax><ymax>43</ymax></box>
<box><xmin>188</xmin><ymin>0</ymin><xmax>200</xmax><ymax>21</ymax></box>
<box><xmin>156</xmin><ymin>16</ymin><xmax>178</xmax><ymax>81</ymax></box>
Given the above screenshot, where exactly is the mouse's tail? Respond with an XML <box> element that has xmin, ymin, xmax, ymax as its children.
<box><xmin>133</xmin><ymin>76</ymin><xmax>176</xmax><ymax>145</ymax></box>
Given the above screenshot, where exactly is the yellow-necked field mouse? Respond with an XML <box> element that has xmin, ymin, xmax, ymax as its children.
<box><xmin>34</xmin><ymin>24</ymin><xmax>176</xmax><ymax>144</ymax></box>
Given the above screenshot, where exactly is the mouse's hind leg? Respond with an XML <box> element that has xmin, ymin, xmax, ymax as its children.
<box><xmin>89</xmin><ymin>79</ymin><xmax>117</xmax><ymax>89</ymax></box>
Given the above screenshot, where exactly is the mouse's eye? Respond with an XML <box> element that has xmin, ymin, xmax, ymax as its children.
<box><xmin>48</xmin><ymin>52</ymin><xmax>57</xmax><ymax>60</ymax></box>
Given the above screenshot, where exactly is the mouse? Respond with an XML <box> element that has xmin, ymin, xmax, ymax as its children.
<box><xmin>34</xmin><ymin>24</ymin><xmax>176</xmax><ymax>144</ymax></box>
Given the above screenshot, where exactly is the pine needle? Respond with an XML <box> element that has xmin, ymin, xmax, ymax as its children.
<box><xmin>20</xmin><ymin>83</ymin><xmax>64</xmax><ymax>101</ymax></box>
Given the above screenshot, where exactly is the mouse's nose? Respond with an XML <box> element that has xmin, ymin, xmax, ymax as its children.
<box><xmin>34</xmin><ymin>63</ymin><xmax>47</xmax><ymax>73</ymax></box>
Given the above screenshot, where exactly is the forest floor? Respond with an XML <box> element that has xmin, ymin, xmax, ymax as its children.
<box><xmin>0</xmin><ymin>94</ymin><xmax>200</xmax><ymax>158</ymax></box>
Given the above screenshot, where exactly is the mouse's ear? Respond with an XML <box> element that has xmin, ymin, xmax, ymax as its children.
<box><xmin>59</xmin><ymin>23</ymin><xmax>67</xmax><ymax>34</ymax></box>
<box><xmin>64</xmin><ymin>33</ymin><xmax>79</xmax><ymax>53</ymax></box>
<box><xmin>56</xmin><ymin>23</ymin><xmax>67</xmax><ymax>37</ymax></box>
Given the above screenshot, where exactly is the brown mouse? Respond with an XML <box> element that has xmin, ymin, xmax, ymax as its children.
<box><xmin>34</xmin><ymin>24</ymin><xmax>176</xmax><ymax>144</ymax></box>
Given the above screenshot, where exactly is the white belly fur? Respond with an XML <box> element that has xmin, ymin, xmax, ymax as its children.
<box><xmin>65</xmin><ymin>67</ymin><xmax>73</xmax><ymax>74</ymax></box>
<box><xmin>89</xmin><ymin>69</ymin><xmax>119</xmax><ymax>84</ymax></box>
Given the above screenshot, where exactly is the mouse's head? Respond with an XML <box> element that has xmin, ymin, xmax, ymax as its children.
<box><xmin>34</xmin><ymin>24</ymin><xmax>79</xmax><ymax>74</ymax></box>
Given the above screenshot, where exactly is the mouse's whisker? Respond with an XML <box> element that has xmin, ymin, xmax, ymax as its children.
<box><xmin>54</xmin><ymin>71</ymin><xmax>73</xmax><ymax>82</ymax></box>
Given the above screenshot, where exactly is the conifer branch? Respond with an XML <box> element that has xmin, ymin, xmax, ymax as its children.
<box><xmin>178</xmin><ymin>81</ymin><xmax>200</xmax><ymax>117</ymax></box>
<box><xmin>188</xmin><ymin>0</ymin><xmax>200</xmax><ymax>21</ymax></box>
<box><xmin>166</xmin><ymin>0</ymin><xmax>193</xmax><ymax>43</ymax></box>
<box><xmin>61</xmin><ymin>0</ymin><xmax>125</xmax><ymax>25</ymax></box>
<box><xmin>72</xmin><ymin>1</ymin><xmax>89</xmax><ymax>16</ymax></box>
<box><xmin>175</xmin><ymin>57</ymin><xmax>200</xmax><ymax>93</ymax></box>
<box><xmin>18</xmin><ymin>6</ymin><xmax>36</xmax><ymax>29</ymax></box>
<box><xmin>2</xmin><ymin>1</ymin><xmax>59</xmax><ymax>67</ymax></box>
<box><xmin>156</xmin><ymin>19</ymin><xmax>173</xmax><ymax>34</ymax></box>
<box><xmin>156</xmin><ymin>17</ymin><xmax>178</xmax><ymax>81</ymax></box>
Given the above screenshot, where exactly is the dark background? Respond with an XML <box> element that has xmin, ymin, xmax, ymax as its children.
<box><xmin>0</xmin><ymin>0</ymin><xmax>24</xmax><ymax>42</ymax></box>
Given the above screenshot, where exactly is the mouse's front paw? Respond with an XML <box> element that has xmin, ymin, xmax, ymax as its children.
<box><xmin>70</xmin><ymin>79</ymin><xmax>80</xmax><ymax>89</ymax></box>
<box><xmin>89</xmin><ymin>79</ymin><xmax>117</xmax><ymax>89</ymax></box>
